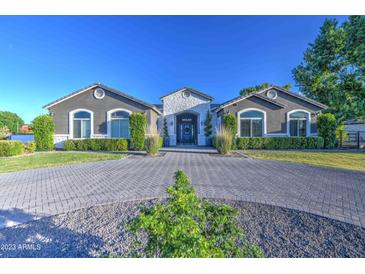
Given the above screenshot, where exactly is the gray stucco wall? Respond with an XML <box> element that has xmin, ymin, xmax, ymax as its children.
<box><xmin>48</xmin><ymin>87</ymin><xmax>158</xmax><ymax>135</ymax></box>
<box><xmin>217</xmin><ymin>89</ymin><xmax>323</xmax><ymax>135</ymax></box>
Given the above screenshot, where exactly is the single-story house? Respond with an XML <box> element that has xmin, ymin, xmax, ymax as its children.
<box><xmin>43</xmin><ymin>83</ymin><xmax>327</xmax><ymax>148</ymax></box>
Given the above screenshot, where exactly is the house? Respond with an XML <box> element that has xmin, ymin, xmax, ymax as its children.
<box><xmin>43</xmin><ymin>83</ymin><xmax>327</xmax><ymax>148</ymax></box>
<box><xmin>344</xmin><ymin>118</ymin><xmax>365</xmax><ymax>132</ymax></box>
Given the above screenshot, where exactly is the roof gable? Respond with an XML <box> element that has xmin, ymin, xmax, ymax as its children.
<box><xmin>43</xmin><ymin>83</ymin><xmax>161</xmax><ymax>114</ymax></box>
<box><xmin>215</xmin><ymin>86</ymin><xmax>327</xmax><ymax>112</ymax></box>
<box><xmin>160</xmin><ymin>87</ymin><xmax>213</xmax><ymax>101</ymax></box>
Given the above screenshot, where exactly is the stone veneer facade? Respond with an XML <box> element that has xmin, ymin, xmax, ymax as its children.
<box><xmin>161</xmin><ymin>88</ymin><xmax>215</xmax><ymax>146</ymax></box>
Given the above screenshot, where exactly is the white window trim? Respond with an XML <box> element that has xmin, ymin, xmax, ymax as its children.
<box><xmin>237</xmin><ymin>108</ymin><xmax>267</xmax><ymax>137</ymax></box>
<box><xmin>107</xmin><ymin>108</ymin><xmax>132</xmax><ymax>138</ymax></box>
<box><xmin>69</xmin><ymin>109</ymin><xmax>94</xmax><ymax>139</ymax></box>
<box><xmin>287</xmin><ymin>109</ymin><xmax>311</xmax><ymax>137</ymax></box>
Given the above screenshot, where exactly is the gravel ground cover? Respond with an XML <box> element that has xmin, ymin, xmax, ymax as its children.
<box><xmin>0</xmin><ymin>199</ymin><xmax>364</xmax><ymax>258</ymax></box>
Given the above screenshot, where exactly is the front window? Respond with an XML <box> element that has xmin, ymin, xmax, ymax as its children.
<box><xmin>111</xmin><ymin>111</ymin><xmax>130</xmax><ymax>138</ymax></box>
<box><xmin>289</xmin><ymin>111</ymin><xmax>308</xmax><ymax>137</ymax></box>
<box><xmin>240</xmin><ymin>110</ymin><xmax>264</xmax><ymax>137</ymax></box>
<box><xmin>73</xmin><ymin>111</ymin><xmax>91</xmax><ymax>138</ymax></box>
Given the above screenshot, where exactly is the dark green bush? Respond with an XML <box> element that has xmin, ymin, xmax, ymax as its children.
<box><xmin>23</xmin><ymin>142</ymin><xmax>36</xmax><ymax>154</ymax></box>
<box><xmin>236</xmin><ymin>137</ymin><xmax>324</xmax><ymax>150</ymax></box>
<box><xmin>32</xmin><ymin>115</ymin><xmax>55</xmax><ymax>151</ymax></box>
<box><xmin>63</xmin><ymin>138</ymin><xmax>129</xmax><ymax>151</ymax></box>
<box><xmin>0</xmin><ymin>140</ymin><xmax>23</xmax><ymax>156</ymax></box>
<box><xmin>128</xmin><ymin>170</ymin><xmax>264</xmax><ymax>258</ymax></box>
<box><xmin>317</xmin><ymin>113</ymin><xmax>337</xmax><ymax>149</ymax></box>
<box><xmin>129</xmin><ymin>113</ymin><xmax>146</xmax><ymax>150</ymax></box>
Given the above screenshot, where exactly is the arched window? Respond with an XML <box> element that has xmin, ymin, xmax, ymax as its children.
<box><xmin>73</xmin><ymin>111</ymin><xmax>91</xmax><ymax>138</ymax></box>
<box><xmin>289</xmin><ymin>111</ymin><xmax>309</xmax><ymax>137</ymax></box>
<box><xmin>111</xmin><ymin>110</ymin><xmax>130</xmax><ymax>138</ymax></box>
<box><xmin>240</xmin><ymin>110</ymin><xmax>264</xmax><ymax>137</ymax></box>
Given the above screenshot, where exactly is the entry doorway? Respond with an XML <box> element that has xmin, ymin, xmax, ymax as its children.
<box><xmin>176</xmin><ymin>112</ymin><xmax>198</xmax><ymax>145</ymax></box>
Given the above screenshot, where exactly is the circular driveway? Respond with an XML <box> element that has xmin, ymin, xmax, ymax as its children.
<box><xmin>0</xmin><ymin>151</ymin><xmax>365</xmax><ymax>228</ymax></box>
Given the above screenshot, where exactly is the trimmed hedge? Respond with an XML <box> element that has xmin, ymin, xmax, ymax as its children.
<box><xmin>317</xmin><ymin>113</ymin><xmax>337</xmax><ymax>149</ymax></box>
<box><xmin>129</xmin><ymin>113</ymin><xmax>147</xmax><ymax>150</ymax></box>
<box><xmin>235</xmin><ymin>137</ymin><xmax>324</xmax><ymax>150</ymax></box>
<box><xmin>63</xmin><ymin>138</ymin><xmax>129</xmax><ymax>152</ymax></box>
<box><xmin>32</xmin><ymin>114</ymin><xmax>55</xmax><ymax>151</ymax></box>
<box><xmin>0</xmin><ymin>140</ymin><xmax>23</xmax><ymax>156</ymax></box>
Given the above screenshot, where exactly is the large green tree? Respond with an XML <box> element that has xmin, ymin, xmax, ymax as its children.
<box><xmin>239</xmin><ymin>82</ymin><xmax>292</xmax><ymax>96</ymax></box>
<box><xmin>293</xmin><ymin>16</ymin><xmax>365</xmax><ymax>122</ymax></box>
<box><xmin>0</xmin><ymin>111</ymin><xmax>24</xmax><ymax>133</ymax></box>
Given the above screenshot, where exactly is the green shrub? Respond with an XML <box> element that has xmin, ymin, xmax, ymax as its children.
<box><xmin>63</xmin><ymin>140</ymin><xmax>76</xmax><ymax>151</ymax></box>
<box><xmin>317</xmin><ymin>113</ymin><xmax>337</xmax><ymax>149</ymax></box>
<box><xmin>32</xmin><ymin>115</ymin><xmax>55</xmax><ymax>151</ymax></box>
<box><xmin>0</xmin><ymin>111</ymin><xmax>24</xmax><ymax>133</ymax></box>
<box><xmin>128</xmin><ymin>170</ymin><xmax>264</xmax><ymax>258</ymax></box>
<box><xmin>23</xmin><ymin>142</ymin><xmax>36</xmax><ymax>154</ymax></box>
<box><xmin>129</xmin><ymin>113</ymin><xmax>146</xmax><ymax>150</ymax></box>
<box><xmin>236</xmin><ymin>137</ymin><xmax>324</xmax><ymax>150</ymax></box>
<box><xmin>0</xmin><ymin>125</ymin><xmax>10</xmax><ymax>139</ymax></box>
<box><xmin>63</xmin><ymin>138</ymin><xmax>129</xmax><ymax>152</ymax></box>
<box><xmin>213</xmin><ymin>127</ymin><xmax>233</xmax><ymax>155</ymax></box>
<box><xmin>0</xmin><ymin>140</ymin><xmax>23</xmax><ymax>156</ymax></box>
<box><xmin>145</xmin><ymin>135</ymin><xmax>163</xmax><ymax>156</ymax></box>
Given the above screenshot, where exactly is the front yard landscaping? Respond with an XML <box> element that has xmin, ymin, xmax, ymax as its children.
<box><xmin>0</xmin><ymin>152</ymin><xmax>125</xmax><ymax>173</ymax></box>
<box><xmin>244</xmin><ymin>151</ymin><xmax>365</xmax><ymax>172</ymax></box>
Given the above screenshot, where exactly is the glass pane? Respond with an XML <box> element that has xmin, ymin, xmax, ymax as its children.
<box><xmin>298</xmin><ymin>120</ymin><xmax>307</xmax><ymax>136</ymax></box>
<box><xmin>73</xmin><ymin>120</ymin><xmax>81</xmax><ymax>138</ymax></box>
<box><xmin>252</xmin><ymin>119</ymin><xmax>263</xmax><ymax>137</ymax></box>
<box><xmin>111</xmin><ymin>119</ymin><xmax>129</xmax><ymax>138</ymax></box>
<box><xmin>111</xmin><ymin>111</ymin><xmax>129</xmax><ymax>119</ymax></box>
<box><xmin>290</xmin><ymin>120</ymin><xmax>298</xmax><ymax>136</ymax></box>
<box><xmin>240</xmin><ymin>120</ymin><xmax>251</xmax><ymax>137</ymax></box>
<box><xmin>74</xmin><ymin>111</ymin><xmax>91</xmax><ymax>119</ymax></box>
<box><xmin>240</xmin><ymin>110</ymin><xmax>264</xmax><ymax>119</ymax></box>
<box><xmin>82</xmin><ymin>120</ymin><xmax>91</xmax><ymax>138</ymax></box>
<box><xmin>111</xmin><ymin>120</ymin><xmax>120</xmax><ymax>138</ymax></box>
<box><xmin>289</xmin><ymin>111</ymin><xmax>307</xmax><ymax>119</ymax></box>
<box><xmin>120</xmin><ymin>120</ymin><xmax>130</xmax><ymax>138</ymax></box>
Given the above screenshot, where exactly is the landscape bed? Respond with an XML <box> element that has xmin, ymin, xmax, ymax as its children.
<box><xmin>0</xmin><ymin>199</ymin><xmax>364</xmax><ymax>258</ymax></box>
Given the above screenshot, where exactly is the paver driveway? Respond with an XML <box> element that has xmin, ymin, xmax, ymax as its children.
<box><xmin>0</xmin><ymin>151</ymin><xmax>365</xmax><ymax>228</ymax></box>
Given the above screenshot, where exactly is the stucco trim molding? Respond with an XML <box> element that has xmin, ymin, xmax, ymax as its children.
<box><xmin>237</xmin><ymin>108</ymin><xmax>267</xmax><ymax>137</ymax></box>
<box><xmin>69</xmin><ymin>108</ymin><xmax>94</xmax><ymax>139</ymax></box>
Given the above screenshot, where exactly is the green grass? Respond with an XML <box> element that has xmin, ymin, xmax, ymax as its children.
<box><xmin>244</xmin><ymin>151</ymin><xmax>365</xmax><ymax>172</ymax></box>
<box><xmin>0</xmin><ymin>152</ymin><xmax>125</xmax><ymax>173</ymax></box>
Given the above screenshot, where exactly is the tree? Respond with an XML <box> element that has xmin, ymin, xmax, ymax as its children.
<box><xmin>204</xmin><ymin>110</ymin><xmax>212</xmax><ymax>137</ymax></box>
<box><xmin>0</xmin><ymin>111</ymin><xmax>24</xmax><ymax>133</ymax></box>
<box><xmin>127</xmin><ymin>170</ymin><xmax>263</xmax><ymax>258</ymax></box>
<box><xmin>223</xmin><ymin>113</ymin><xmax>237</xmax><ymax>137</ymax></box>
<box><xmin>240</xmin><ymin>82</ymin><xmax>269</xmax><ymax>96</ymax></box>
<box><xmin>163</xmin><ymin>117</ymin><xmax>169</xmax><ymax>139</ymax></box>
<box><xmin>32</xmin><ymin>114</ymin><xmax>55</xmax><ymax>151</ymax></box>
<box><xmin>293</xmin><ymin>16</ymin><xmax>365</xmax><ymax>122</ymax></box>
<box><xmin>239</xmin><ymin>82</ymin><xmax>293</xmax><ymax>96</ymax></box>
<box><xmin>282</xmin><ymin>83</ymin><xmax>292</xmax><ymax>90</ymax></box>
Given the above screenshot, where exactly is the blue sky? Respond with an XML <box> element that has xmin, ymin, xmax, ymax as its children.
<box><xmin>0</xmin><ymin>16</ymin><xmax>347</xmax><ymax>123</ymax></box>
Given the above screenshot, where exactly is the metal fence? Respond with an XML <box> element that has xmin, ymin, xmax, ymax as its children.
<box><xmin>339</xmin><ymin>131</ymin><xmax>365</xmax><ymax>149</ymax></box>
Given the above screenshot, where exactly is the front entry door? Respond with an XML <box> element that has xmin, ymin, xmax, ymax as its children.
<box><xmin>181</xmin><ymin>123</ymin><xmax>194</xmax><ymax>143</ymax></box>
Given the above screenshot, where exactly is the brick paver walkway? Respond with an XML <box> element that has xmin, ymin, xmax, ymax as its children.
<box><xmin>0</xmin><ymin>152</ymin><xmax>365</xmax><ymax>228</ymax></box>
